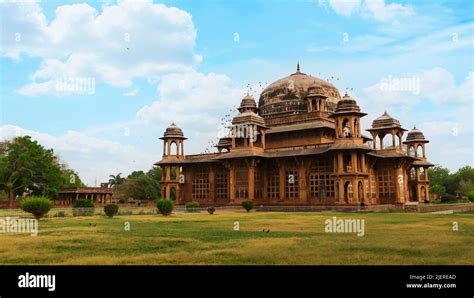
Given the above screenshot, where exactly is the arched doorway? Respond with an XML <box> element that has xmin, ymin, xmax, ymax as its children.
<box><xmin>344</xmin><ymin>181</ymin><xmax>351</xmax><ymax>203</ymax></box>
<box><xmin>420</xmin><ymin>186</ymin><xmax>426</xmax><ymax>201</ymax></box>
<box><xmin>170</xmin><ymin>187</ymin><xmax>176</xmax><ymax>201</ymax></box>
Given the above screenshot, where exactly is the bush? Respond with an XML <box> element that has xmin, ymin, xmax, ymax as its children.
<box><xmin>156</xmin><ymin>199</ymin><xmax>174</xmax><ymax>216</ymax></box>
<box><xmin>72</xmin><ymin>199</ymin><xmax>95</xmax><ymax>216</ymax></box>
<box><xmin>186</xmin><ymin>201</ymin><xmax>200</xmax><ymax>212</ymax></box>
<box><xmin>467</xmin><ymin>190</ymin><xmax>474</xmax><ymax>202</ymax></box>
<box><xmin>440</xmin><ymin>194</ymin><xmax>457</xmax><ymax>203</ymax></box>
<box><xmin>242</xmin><ymin>200</ymin><xmax>254</xmax><ymax>212</ymax></box>
<box><xmin>20</xmin><ymin>197</ymin><xmax>53</xmax><ymax>220</ymax></box>
<box><xmin>207</xmin><ymin>207</ymin><xmax>215</xmax><ymax>215</ymax></box>
<box><xmin>104</xmin><ymin>204</ymin><xmax>119</xmax><ymax>218</ymax></box>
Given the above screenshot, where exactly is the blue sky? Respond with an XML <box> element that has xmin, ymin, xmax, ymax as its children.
<box><xmin>0</xmin><ymin>0</ymin><xmax>473</xmax><ymax>185</ymax></box>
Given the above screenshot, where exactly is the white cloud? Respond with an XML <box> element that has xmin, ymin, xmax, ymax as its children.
<box><xmin>326</xmin><ymin>0</ymin><xmax>361</xmax><ymax>16</ymax></box>
<box><xmin>363</xmin><ymin>68</ymin><xmax>474</xmax><ymax>107</ymax></box>
<box><xmin>0</xmin><ymin>124</ymin><xmax>156</xmax><ymax>186</ymax></box>
<box><xmin>320</xmin><ymin>0</ymin><xmax>413</xmax><ymax>22</ymax></box>
<box><xmin>362</xmin><ymin>0</ymin><xmax>413</xmax><ymax>22</ymax></box>
<box><xmin>123</xmin><ymin>88</ymin><xmax>139</xmax><ymax>97</ymax></box>
<box><xmin>1</xmin><ymin>0</ymin><xmax>201</xmax><ymax>96</ymax></box>
<box><xmin>137</xmin><ymin>70</ymin><xmax>244</xmax><ymax>127</ymax></box>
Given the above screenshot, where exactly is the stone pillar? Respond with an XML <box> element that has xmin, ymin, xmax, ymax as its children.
<box><xmin>353</xmin><ymin>178</ymin><xmax>359</xmax><ymax>202</ymax></box>
<box><xmin>163</xmin><ymin>141</ymin><xmax>166</xmax><ymax>156</ymax></box>
<box><xmin>351</xmin><ymin>152</ymin><xmax>357</xmax><ymax>172</ymax></box>
<box><xmin>209</xmin><ymin>167</ymin><xmax>215</xmax><ymax>203</ymax></box>
<box><xmin>337</xmin><ymin>153</ymin><xmax>343</xmax><ymax>173</ymax></box>
<box><xmin>395</xmin><ymin>167</ymin><xmax>405</xmax><ymax>203</ymax></box>
<box><xmin>379</xmin><ymin>135</ymin><xmax>384</xmax><ymax>150</ymax></box>
<box><xmin>261</xmin><ymin>130</ymin><xmax>266</xmax><ymax>149</ymax></box>
<box><xmin>298</xmin><ymin>161</ymin><xmax>307</xmax><ymax>203</ymax></box>
<box><xmin>279</xmin><ymin>161</ymin><xmax>286</xmax><ymax>202</ymax></box>
<box><xmin>262</xmin><ymin>165</ymin><xmax>268</xmax><ymax>200</ymax></box>
<box><xmin>338</xmin><ymin>179</ymin><xmax>344</xmax><ymax>203</ymax></box>
<box><xmin>229</xmin><ymin>166</ymin><xmax>235</xmax><ymax>202</ymax></box>
<box><xmin>248</xmin><ymin>163</ymin><xmax>255</xmax><ymax>200</ymax></box>
<box><xmin>249</xmin><ymin>126</ymin><xmax>254</xmax><ymax>148</ymax></box>
<box><xmin>361</xmin><ymin>154</ymin><xmax>366</xmax><ymax>172</ymax></box>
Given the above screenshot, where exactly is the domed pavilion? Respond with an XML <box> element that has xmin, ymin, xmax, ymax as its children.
<box><xmin>155</xmin><ymin>64</ymin><xmax>433</xmax><ymax>206</ymax></box>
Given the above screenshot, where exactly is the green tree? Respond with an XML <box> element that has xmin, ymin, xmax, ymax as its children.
<box><xmin>61</xmin><ymin>168</ymin><xmax>85</xmax><ymax>188</ymax></box>
<box><xmin>115</xmin><ymin>174</ymin><xmax>160</xmax><ymax>201</ymax></box>
<box><xmin>0</xmin><ymin>136</ymin><xmax>64</xmax><ymax>207</ymax></box>
<box><xmin>127</xmin><ymin>171</ymin><xmax>145</xmax><ymax>179</ymax></box>
<box><xmin>108</xmin><ymin>173</ymin><xmax>125</xmax><ymax>188</ymax></box>
<box><xmin>147</xmin><ymin>167</ymin><xmax>162</xmax><ymax>181</ymax></box>
<box><xmin>430</xmin><ymin>184</ymin><xmax>446</xmax><ymax>196</ymax></box>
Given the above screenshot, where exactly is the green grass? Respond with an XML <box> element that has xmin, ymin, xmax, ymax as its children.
<box><xmin>0</xmin><ymin>210</ymin><xmax>473</xmax><ymax>265</ymax></box>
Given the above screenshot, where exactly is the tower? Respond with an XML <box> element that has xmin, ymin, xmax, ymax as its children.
<box><xmin>331</xmin><ymin>92</ymin><xmax>367</xmax><ymax>140</ymax></box>
<box><xmin>159</xmin><ymin>123</ymin><xmax>186</xmax><ymax>202</ymax></box>
<box><xmin>404</xmin><ymin>126</ymin><xmax>433</xmax><ymax>202</ymax></box>
<box><xmin>230</xmin><ymin>94</ymin><xmax>267</xmax><ymax>151</ymax></box>
<box><xmin>366</xmin><ymin>111</ymin><xmax>407</xmax><ymax>151</ymax></box>
<box><xmin>330</xmin><ymin>92</ymin><xmax>370</xmax><ymax>205</ymax></box>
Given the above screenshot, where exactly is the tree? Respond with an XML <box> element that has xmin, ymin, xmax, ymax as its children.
<box><xmin>0</xmin><ymin>136</ymin><xmax>64</xmax><ymax>207</ymax></box>
<box><xmin>108</xmin><ymin>173</ymin><xmax>125</xmax><ymax>188</ymax></box>
<box><xmin>114</xmin><ymin>174</ymin><xmax>160</xmax><ymax>201</ymax></box>
<box><xmin>147</xmin><ymin>167</ymin><xmax>162</xmax><ymax>181</ymax></box>
<box><xmin>430</xmin><ymin>184</ymin><xmax>446</xmax><ymax>196</ymax></box>
<box><xmin>61</xmin><ymin>168</ymin><xmax>85</xmax><ymax>188</ymax></box>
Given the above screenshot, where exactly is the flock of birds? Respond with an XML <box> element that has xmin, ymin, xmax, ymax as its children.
<box><xmin>199</xmin><ymin>75</ymin><xmax>354</xmax><ymax>154</ymax></box>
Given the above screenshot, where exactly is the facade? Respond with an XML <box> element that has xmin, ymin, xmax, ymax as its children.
<box><xmin>156</xmin><ymin>65</ymin><xmax>433</xmax><ymax>206</ymax></box>
<box><xmin>55</xmin><ymin>187</ymin><xmax>114</xmax><ymax>206</ymax></box>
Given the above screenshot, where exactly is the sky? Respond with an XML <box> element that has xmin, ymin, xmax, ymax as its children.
<box><xmin>0</xmin><ymin>0</ymin><xmax>473</xmax><ymax>186</ymax></box>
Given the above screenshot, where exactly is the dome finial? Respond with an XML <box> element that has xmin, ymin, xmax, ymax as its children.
<box><xmin>413</xmin><ymin>125</ymin><xmax>417</xmax><ymax>130</ymax></box>
<box><xmin>296</xmin><ymin>62</ymin><xmax>300</xmax><ymax>73</ymax></box>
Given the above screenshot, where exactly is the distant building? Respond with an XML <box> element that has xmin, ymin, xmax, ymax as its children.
<box><xmin>156</xmin><ymin>64</ymin><xmax>433</xmax><ymax>206</ymax></box>
<box><xmin>56</xmin><ymin>187</ymin><xmax>113</xmax><ymax>206</ymax></box>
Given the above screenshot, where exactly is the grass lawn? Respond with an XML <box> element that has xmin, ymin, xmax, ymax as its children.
<box><xmin>0</xmin><ymin>210</ymin><xmax>473</xmax><ymax>265</ymax></box>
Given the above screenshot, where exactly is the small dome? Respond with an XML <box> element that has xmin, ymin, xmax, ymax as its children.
<box><xmin>371</xmin><ymin>111</ymin><xmax>401</xmax><ymax>129</ymax></box>
<box><xmin>406</xmin><ymin>126</ymin><xmax>427</xmax><ymax>142</ymax></box>
<box><xmin>334</xmin><ymin>92</ymin><xmax>362</xmax><ymax>114</ymax></box>
<box><xmin>162</xmin><ymin>123</ymin><xmax>186</xmax><ymax>138</ymax></box>
<box><xmin>238</xmin><ymin>94</ymin><xmax>257</xmax><ymax>113</ymax></box>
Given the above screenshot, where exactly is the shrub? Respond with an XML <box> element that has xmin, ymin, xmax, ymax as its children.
<box><xmin>242</xmin><ymin>200</ymin><xmax>254</xmax><ymax>212</ymax></box>
<box><xmin>207</xmin><ymin>207</ymin><xmax>215</xmax><ymax>215</ymax></box>
<box><xmin>72</xmin><ymin>199</ymin><xmax>95</xmax><ymax>216</ymax></box>
<box><xmin>156</xmin><ymin>199</ymin><xmax>174</xmax><ymax>216</ymax></box>
<box><xmin>440</xmin><ymin>194</ymin><xmax>457</xmax><ymax>203</ymax></box>
<box><xmin>104</xmin><ymin>204</ymin><xmax>119</xmax><ymax>218</ymax></box>
<box><xmin>20</xmin><ymin>197</ymin><xmax>53</xmax><ymax>220</ymax></box>
<box><xmin>186</xmin><ymin>201</ymin><xmax>200</xmax><ymax>212</ymax></box>
<box><xmin>467</xmin><ymin>190</ymin><xmax>474</xmax><ymax>203</ymax></box>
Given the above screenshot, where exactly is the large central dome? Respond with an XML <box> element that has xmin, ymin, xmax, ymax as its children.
<box><xmin>258</xmin><ymin>64</ymin><xmax>341</xmax><ymax>118</ymax></box>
